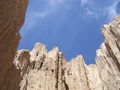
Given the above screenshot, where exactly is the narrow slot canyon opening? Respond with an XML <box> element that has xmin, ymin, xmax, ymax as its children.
<box><xmin>18</xmin><ymin>0</ymin><xmax>119</xmax><ymax>65</ymax></box>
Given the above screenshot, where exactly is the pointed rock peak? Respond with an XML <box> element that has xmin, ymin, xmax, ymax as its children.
<box><xmin>53</xmin><ymin>46</ymin><xmax>59</xmax><ymax>51</ymax></box>
<box><xmin>102</xmin><ymin>24</ymin><xmax>109</xmax><ymax>30</ymax></box>
<box><xmin>70</xmin><ymin>55</ymin><xmax>85</xmax><ymax>65</ymax></box>
<box><xmin>75</xmin><ymin>55</ymin><xmax>83</xmax><ymax>60</ymax></box>
<box><xmin>96</xmin><ymin>49</ymin><xmax>102</xmax><ymax>57</ymax></box>
<box><xmin>30</xmin><ymin>42</ymin><xmax>47</xmax><ymax>62</ymax></box>
<box><xmin>96</xmin><ymin>43</ymin><xmax>106</xmax><ymax>57</ymax></box>
<box><xmin>100</xmin><ymin>43</ymin><xmax>105</xmax><ymax>49</ymax></box>
<box><xmin>58</xmin><ymin>52</ymin><xmax>63</xmax><ymax>57</ymax></box>
<box><xmin>70</xmin><ymin>55</ymin><xmax>84</xmax><ymax>61</ymax></box>
<box><xmin>48</xmin><ymin>47</ymin><xmax>59</xmax><ymax>59</ymax></box>
<box><xmin>48</xmin><ymin>46</ymin><xmax>59</xmax><ymax>54</ymax></box>
<box><xmin>75</xmin><ymin>55</ymin><xmax>85</xmax><ymax>64</ymax></box>
<box><xmin>114</xmin><ymin>15</ymin><xmax>120</xmax><ymax>21</ymax></box>
<box><xmin>34</xmin><ymin>42</ymin><xmax>46</xmax><ymax>50</ymax></box>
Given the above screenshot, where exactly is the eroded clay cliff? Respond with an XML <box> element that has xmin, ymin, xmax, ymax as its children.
<box><xmin>0</xmin><ymin>0</ymin><xmax>28</xmax><ymax>90</ymax></box>
<box><xmin>14</xmin><ymin>16</ymin><xmax>120</xmax><ymax>90</ymax></box>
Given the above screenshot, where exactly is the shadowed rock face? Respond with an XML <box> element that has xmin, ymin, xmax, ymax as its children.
<box><xmin>0</xmin><ymin>0</ymin><xmax>28</xmax><ymax>90</ymax></box>
<box><xmin>14</xmin><ymin>16</ymin><xmax>120</xmax><ymax>90</ymax></box>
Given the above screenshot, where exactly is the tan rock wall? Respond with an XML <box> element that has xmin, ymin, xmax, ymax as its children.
<box><xmin>96</xmin><ymin>16</ymin><xmax>120</xmax><ymax>90</ymax></box>
<box><xmin>0</xmin><ymin>0</ymin><xmax>28</xmax><ymax>90</ymax></box>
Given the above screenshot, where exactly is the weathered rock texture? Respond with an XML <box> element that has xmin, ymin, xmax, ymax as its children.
<box><xmin>14</xmin><ymin>16</ymin><xmax>120</xmax><ymax>90</ymax></box>
<box><xmin>0</xmin><ymin>0</ymin><xmax>28</xmax><ymax>90</ymax></box>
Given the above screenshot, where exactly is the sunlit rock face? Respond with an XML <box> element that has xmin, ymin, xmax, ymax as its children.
<box><xmin>0</xmin><ymin>0</ymin><xmax>28</xmax><ymax>90</ymax></box>
<box><xmin>95</xmin><ymin>16</ymin><xmax>120</xmax><ymax>90</ymax></box>
<box><xmin>14</xmin><ymin>16</ymin><xmax>120</xmax><ymax>90</ymax></box>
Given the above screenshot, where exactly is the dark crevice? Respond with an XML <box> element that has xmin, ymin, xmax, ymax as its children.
<box><xmin>39</xmin><ymin>62</ymin><xmax>43</xmax><ymax>70</ymax></box>
<box><xmin>105</xmin><ymin>43</ymin><xmax>120</xmax><ymax>72</ymax></box>
<box><xmin>116</xmin><ymin>41</ymin><xmax>120</xmax><ymax>51</ymax></box>
<box><xmin>84</xmin><ymin>66</ymin><xmax>91</xmax><ymax>90</ymax></box>
<box><xmin>37</xmin><ymin>55</ymin><xmax>45</xmax><ymax>70</ymax></box>
<box><xmin>55</xmin><ymin>55</ymin><xmax>59</xmax><ymax>90</ymax></box>
<box><xmin>31</xmin><ymin>61</ymin><xmax>35</xmax><ymax>69</ymax></box>
<box><xmin>51</xmin><ymin>69</ymin><xmax>54</xmax><ymax>73</ymax></box>
<box><xmin>110</xmin><ymin>26</ymin><xmax>120</xmax><ymax>41</ymax></box>
<box><xmin>64</xmin><ymin>78</ymin><xmax>69</xmax><ymax>90</ymax></box>
<box><xmin>110</xmin><ymin>27</ymin><xmax>120</xmax><ymax>51</ymax></box>
<box><xmin>36</xmin><ymin>52</ymin><xmax>39</xmax><ymax>56</ymax></box>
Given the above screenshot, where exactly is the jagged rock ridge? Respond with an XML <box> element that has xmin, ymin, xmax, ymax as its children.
<box><xmin>14</xmin><ymin>16</ymin><xmax>120</xmax><ymax>90</ymax></box>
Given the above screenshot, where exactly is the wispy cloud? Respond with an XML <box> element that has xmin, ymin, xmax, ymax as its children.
<box><xmin>79</xmin><ymin>0</ymin><xmax>101</xmax><ymax>20</ymax></box>
<box><xmin>79</xmin><ymin>0</ymin><xmax>119</xmax><ymax>20</ymax></box>
<box><xmin>26</xmin><ymin>0</ymin><xmax>66</xmax><ymax>20</ymax></box>
<box><xmin>85</xmin><ymin>8</ymin><xmax>99</xmax><ymax>19</ymax></box>
<box><xmin>20</xmin><ymin>20</ymin><xmax>35</xmax><ymax>36</ymax></box>
<box><xmin>34</xmin><ymin>11</ymin><xmax>50</xmax><ymax>18</ymax></box>
<box><xmin>49</xmin><ymin>0</ymin><xmax>64</xmax><ymax>5</ymax></box>
<box><xmin>21</xmin><ymin>0</ymin><xmax>120</xmax><ymax>37</ymax></box>
<box><xmin>105</xmin><ymin>0</ymin><xmax>119</xmax><ymax>20</ymax></box>
<box><xmin>21</xmin><ymin>0</ymin><xmax>65</xmax><ymax>36</ymax></box>
<box><xmin>80</xmin><ymin>0</ymin><xmax>88</xmax><ymax>6</ymax></box>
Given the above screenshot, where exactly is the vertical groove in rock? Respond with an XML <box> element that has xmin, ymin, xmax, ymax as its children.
<box><xmin>55</xmin><ymin>54</ymin><xmax>59</xmax><ymax>90</ymax></box>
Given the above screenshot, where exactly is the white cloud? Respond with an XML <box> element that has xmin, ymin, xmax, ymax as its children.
<box><xmin>107</xmin><ymin>6</ymin><xmax>117</xmax><ymax>20</ymax></box>
<box><xmin>79</xmin><ymin>0</ymin><xmax>100</xmax><ymax>20</ymax></box>
<box><xmin>86</xmin><ymin>8</ymin><xmax>98</xmax><ymax>18</ymax></box>
<box><xmin>48</xmin><ymin>0</ymin><xmax>65</xmax><ymax>10</ymax></box>
<box><xmin>48</xmin><ymin>0</ymin><xmax>57</xmax><ymax>8</ymax></box>
<box><xmin>21</xmin><ymin>0</ymin><xmax>120</xmax><ymax>36</ymax></box>
<box><xmin>106</xmin><ymin>0</ymin><xmax>119</xmax><ymax>20</ymax></box>
<box><xmin>34</xmin><ymin>11</ymin><xmax>50</xmax><ymax>18</ymax></box>
<box><xmin>79</xmin><ymin>0</ymin><xmax>120</xmax><ymax>20</ymax></box>
<box><xmin>86</xmin><ymin>8</ymin><xmax>93</xmax><ymax>15</ymax></box>
<box><xmin>57</xmin><ymin>0</ymin><xmax>64</xmax><ymax>3</ymax></box>
<box><xmin>20</xmin><ymin>0</ymin><xmax>66</xmax><ymax>36</ymax></box>
<box><xmin>80</xmin><ymin>0</ymin><xmax>88</xmax><ymax>6</ymax></box>
<box><xmin>31</xmin><ymin>0</ymin><xmax>65</xmax><ymax>18</ymax></box>
<box><xmin>20</xmin><ymin>20</ymin><xmax>35</xmax><ymax>36</ymax></box>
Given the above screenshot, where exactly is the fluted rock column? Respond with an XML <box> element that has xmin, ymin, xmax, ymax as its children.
<box><xmin>96</xmin><ymin>16</ymin><xmax>120</xmax><ymax>90</ymax></box>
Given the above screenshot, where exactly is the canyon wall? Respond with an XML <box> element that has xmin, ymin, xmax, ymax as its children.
<box><xmin>0</xmin><ymin>0</ymin><xmax>28</xmax><ymax>90</ymax></box>
<box><xmin>0</xmin><ymin>1</ymin><xmax>120</xmax><ymax>90</ymax></box>
<box><xmin>14</xmin><ymin>16</ymin><xmax>120</xmax><ymax>90</ymax></box>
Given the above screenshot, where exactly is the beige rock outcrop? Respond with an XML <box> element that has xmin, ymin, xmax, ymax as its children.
<box><xmin>0</xmin><ymin>0</ymin><xmax>28</xmax><ymax>90</ymax></box>
<box><xmin>95</xmin><ymin>16</ymin><xmax>120</xmax><ymax>90</ymax></box>
<box><xmin>14</xmin><ymin>16</ymin><xmax>120</xmax><ymax>90</ymax></box>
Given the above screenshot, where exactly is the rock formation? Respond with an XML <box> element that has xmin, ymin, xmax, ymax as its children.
<box><xmin>0</xmin><ymin>0</ymin><xmax>28</xmax><ymax>90</ymax></box>
<box><xmin>14</xmin><ymin>16</ymin><xmax>120</xmax><ymax>90</ymax></box>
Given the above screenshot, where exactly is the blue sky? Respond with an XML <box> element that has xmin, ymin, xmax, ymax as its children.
<box><xmin>18</xmin><ymin>0</ymin><xmax>120</xmax><ymax>65</ymax></box>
